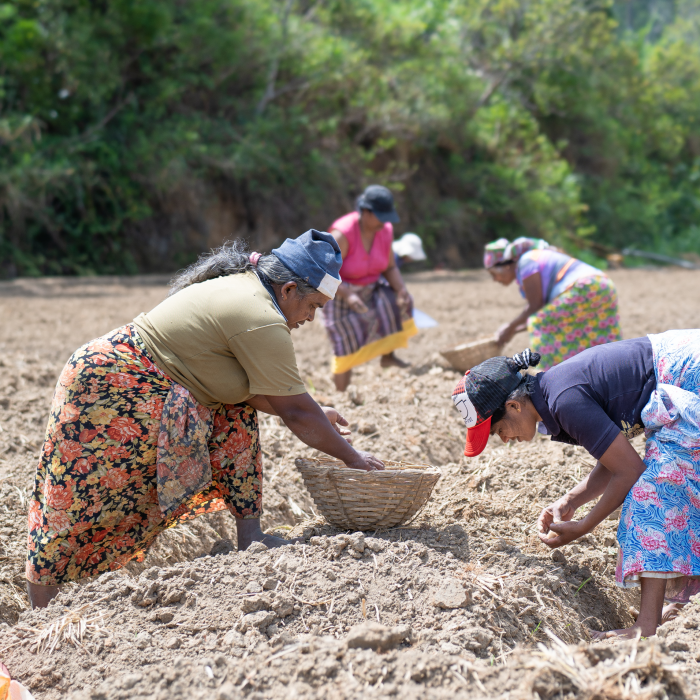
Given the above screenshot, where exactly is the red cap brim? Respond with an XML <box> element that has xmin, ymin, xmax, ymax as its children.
<box><xmin>464</xmin><ymin>417</ymin><xmax>491</xmax><ymax>457</ymax></box>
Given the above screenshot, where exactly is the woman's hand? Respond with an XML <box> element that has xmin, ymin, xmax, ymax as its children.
<box><xmin>538</xmin><ymin>494</ymin><xmax>576</xmax><ymax>532</ymax></box>
<box><xmin>537</xmin><ymin>495</ymin><xmax>580</xmax><ymax>547</ymax></box>
<box><xmin>347</xmin><ymin>293</ymin><xmax>369</xmax><ymax>314</ymax></box>
<box><xmin>495</xmin><ymin>322</ymin><xmax>516</xmax><ymax>346</ymax></box>
<box><xmin>540</xmin><ymin>519</ymin><xmax>589</xmax><ymax>548</ymax></box>
<box><xmin>346</xmin><ymin>450</ymin><xmax>385</xmax><ymax>471</ymax></box>
<box><xmin>321</xmin><ymin>407</ymin><xmax>353</xmax><ymax>444</ymax></box>
<box><xmin>396</xmin><ymin>287</ymin><xmax>413</xmax><ymax>314</ymax></box>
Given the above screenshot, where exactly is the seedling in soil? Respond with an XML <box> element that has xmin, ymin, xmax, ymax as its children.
<box><xmin>531</xmin><ymin>621</ymin><xmax>542</xmax><ymax>636</ymax></box>
<box><xmin>575</xmin><ymin>577</ymin><xmax>592</xmax><ymax>595</ymax></box>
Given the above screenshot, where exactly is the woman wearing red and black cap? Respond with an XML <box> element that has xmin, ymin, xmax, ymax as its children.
<box><xmin>452</xmin><ymin>332</ymin><xmax>700</xmax><ymax>639</ymax></box>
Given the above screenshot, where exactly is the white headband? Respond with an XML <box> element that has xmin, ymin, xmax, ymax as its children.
<box><xmin>317</xmin><ymin>273</ymin><xmax>342</xmax><ymax>299</ymax></box>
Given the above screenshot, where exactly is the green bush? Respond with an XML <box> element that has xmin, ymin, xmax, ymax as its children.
<box><xmin>1</xmin><ymin>0</ymin><xmax>699</xmax><ymax>276</ymax></box>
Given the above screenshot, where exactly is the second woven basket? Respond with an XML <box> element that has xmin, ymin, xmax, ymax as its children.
<box><xmin>295</xmin><ymin>457</ymin><xmax>441</xmax><ymax>530</ymax></box>
<box><xmin>440</xmin><ymin>337</ymin><xmax>500</xmax><ymax>373</ymax></box>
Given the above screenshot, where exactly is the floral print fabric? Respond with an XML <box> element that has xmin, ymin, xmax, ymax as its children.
<box><xmin>27</xmin><ymin>324</ymin><xmax>262</xmax><ymax>586</ymax></box>
<box><xmin>157</xmin><ymin>384</ymin><xmax>213</xmax><ymax>517</ymax></box>
<box><xmin>616</xmin><ymin>329</ymin><xmax>700</xmax><ymax>598</ymax></box>
<box><xmin>527</xmin><ymin>275</ymin><xmax>621</xmax><ymax>370</ymax></box>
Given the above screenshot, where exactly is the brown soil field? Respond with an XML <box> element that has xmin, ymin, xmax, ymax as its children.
<box><xmin>1</xmin><ymin>268</ymin><xmax>700</xmax><ymax>699</ymax></box>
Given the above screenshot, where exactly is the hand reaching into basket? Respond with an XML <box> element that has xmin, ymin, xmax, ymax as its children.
<box><xmin>320</xmin><ymin>408</ymin><xmax>384</xmax><ymax>470</ymax></box>
<box><xmin>264</xmin><ymin>393</ymin><xmax>384</xmax><ymax>471</ymax></box>
<box><xmin>347</xmin><ymin>450</ymin><xmax>385</xmax><ymax>471</ymax></box>
<box><xmin>321</xmin><ymin>407</ymin><xmax>353</xmax><ymax>444</ymax></box>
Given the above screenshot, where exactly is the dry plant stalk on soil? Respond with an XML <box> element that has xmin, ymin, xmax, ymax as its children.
<box><xmin>527</xmin><ymin>629</ymin><xmax>685</xmax><ymax>700</ymax></box>
<box><xmin>2</xmin><ymin>597</ymin><xmax>111</xmax><ymax>655</ymax></box>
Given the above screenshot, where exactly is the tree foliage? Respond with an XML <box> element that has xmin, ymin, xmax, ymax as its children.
<box><xmin>1</xmin><ymin>0</ymin><xmax>699</xmax><ymax>275</ymax></box>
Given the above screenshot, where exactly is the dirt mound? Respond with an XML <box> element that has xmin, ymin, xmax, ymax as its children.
<box><xmin>0</xmin><ymin>537</ymin><xmax>686</xmax><ymax>699</ymax></box>
<box><xmin>1</xmin><ymin>269</ymin><xmax>700</xmax><ymax>698</ymax></box>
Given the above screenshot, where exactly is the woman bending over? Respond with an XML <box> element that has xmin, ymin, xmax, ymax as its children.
<box><xmin>452</xmin><ymin>331</ymin><xmax>700</xmax><ymax>638</ymax></box>
<box><xmin>27</xmin><ymin>230</ymin><xmax>383</xmax><ymax>608</ymax></box>
<box><xmin>484</xmin><ymin>237</ymin><xmax>621</xmax><ymax>369</ymax></box>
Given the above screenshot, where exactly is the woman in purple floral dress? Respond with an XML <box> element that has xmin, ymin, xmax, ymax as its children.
<box><xmin>450</xmin><ymin>331</ymin><xmax>700</xmax><ymax>638</ymax></box>
<box><xmin>27</xmin><ymin>231</ymin><xmax>384</xmax><ymax>609</ymax></box>
<box><xmin>484</xmin><ymin>237</ymin><xmax>621</xmax><ymax>370</ymax></box>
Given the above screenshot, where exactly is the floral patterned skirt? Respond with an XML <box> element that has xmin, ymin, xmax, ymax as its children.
<box><xmin>27</xmin><ymin>324</ymin><xmax>262</xmax><ymax>586</ymax></box>
<box><xmin>616</xmin><ymin>330</ymin><xmax>700</xmax><ymax>602</ymax></box>
<box><xmin>527</xmin><ymin>275</ymin><xmax>621</xmax><ymax>371</ymax></box>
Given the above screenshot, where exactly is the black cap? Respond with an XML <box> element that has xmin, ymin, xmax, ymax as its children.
<box><xmin>357</xmin><ymin>185</ymin><xmax>400</xmax><ymax>224</ymax></box>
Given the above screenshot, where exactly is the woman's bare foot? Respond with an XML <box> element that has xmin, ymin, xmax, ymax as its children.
<box><xmin>592</xmin><ymin>578</ymin><xmax>667</xmax><ymax>640</ymax></box>
<box><xmin>591</xmin><ymin>624</ymin><xmax>651</xmax><ymax>641</ymax></box>
<box><xmin>236</xmin><ymin>518</ymin><xmax>300</xmax><ymax>551</ymax></box>
<box><xmin>628</xmin><ymin>602</ymin><xmax>684</xmax><ymax>625</ymax></box>
<box><xmin>380</xmin><ymin>352</ymin><xmax>409</xmax><ymax>369</ymax></box>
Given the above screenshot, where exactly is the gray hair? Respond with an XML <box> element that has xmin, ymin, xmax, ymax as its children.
<box><xmin>169</xmin><ymin>239</ymin><xmax>317</xmax><ymax>297</ymax></box>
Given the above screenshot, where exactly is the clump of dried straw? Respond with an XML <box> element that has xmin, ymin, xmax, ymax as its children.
<box><xmin>2</xmin><ymin>597</ymin><xmax>111</xmax><ymax>655</ymax></box>
<box><xmin>525</xmin><ymin>629</ymin><xmax>685</xmax><ymax>700</ymax></box>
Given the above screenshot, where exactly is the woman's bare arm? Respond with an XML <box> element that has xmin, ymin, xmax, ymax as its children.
<box><xmin>329</xmin><ymin>229</ymin><xmax>349</xmax><ymax>259</ymax></box>
<box><xmin>496</xmin><ymin>272</ymin><xmax>544</xmax><ymax>345</ymax></box>
<box><xmin>247</xmin><ymin>394</ymin><xmax>353</xmax><ymax>442</ymax></box>
<box><xmin>579</xmin><ymin>434</ymin><xmax>646</xmax><ymax>529</ymax></box>
<box><xmin>246</xmin><ymin>395</ymin><xmax>277</xmax><ymax>415</ymax></box>
<box><xmin>328</xmin><ymin>229</ymin><xmax>351</xmax><ymax>302</ymax></box>
<box><xmin>540</xmin><ymin>433</ymin><xmax>646</xmax><ymax>547</ymax></box>
<box><xmin>383</xmin><ymin>246</ymin><xmax>412</xmax><ymax>311</ymax></box>
<box><xmin>265</xmin><ymin>393</ymin><xmax>381</xmax><ymax>470</ymax></box>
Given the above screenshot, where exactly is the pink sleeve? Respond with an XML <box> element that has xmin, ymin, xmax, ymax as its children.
<box><xmin>331</xmin><ymin>212</ymin><xmax>359</xmax><ymax>236</ymax></box>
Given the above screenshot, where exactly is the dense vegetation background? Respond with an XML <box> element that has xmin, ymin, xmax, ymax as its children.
<box><xmin>1</xmin><ymin>0</ymin><xmax>699</xmax><ymax>276</ymax></box>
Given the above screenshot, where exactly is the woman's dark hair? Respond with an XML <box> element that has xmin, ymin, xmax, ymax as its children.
<box><xmin>168</xmin><ymin>239</ymin><xmax>316</xmax><ymax>297</ymax></box>
<box><xmin>490</xmin><ymin>349</ymin><xmax>541</xmax><ymax>424</ymax></box>
<box><xmin>490</xmin><ymin>375</ymin><xmax>536</xmax><ymax>424</ymax></box>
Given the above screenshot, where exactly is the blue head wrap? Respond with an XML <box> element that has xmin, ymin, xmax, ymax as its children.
<box><xmin>272</xmin><ymin>230</ymin><xmax>342</xmax><ymax>298</ymax></box>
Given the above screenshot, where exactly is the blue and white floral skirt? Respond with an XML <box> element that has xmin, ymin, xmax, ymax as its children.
<box><xmin>616</xmin><ymin>330</ymin><xmax>700</xmax><ymax>603</ymax></box>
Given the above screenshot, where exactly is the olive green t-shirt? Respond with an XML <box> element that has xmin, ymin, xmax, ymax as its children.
<box><xmin>133</xmin><ymin>272</ymin><xmax>306</xmax><ymax>408</ymax></box>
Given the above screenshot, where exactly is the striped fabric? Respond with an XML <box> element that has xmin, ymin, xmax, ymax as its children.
<box><xmin>322</xmin><ymin>281</ymin><xmax>417</xmax><ymax>374</ymax></box>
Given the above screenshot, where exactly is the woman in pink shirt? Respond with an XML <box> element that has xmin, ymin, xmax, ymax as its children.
<box><xmin>322</xmin><ymin>185</ymin><xmax>417</xmax><ymax>391</ymax></box>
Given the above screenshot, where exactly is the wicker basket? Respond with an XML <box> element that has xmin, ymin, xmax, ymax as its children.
<box><xmin>294</xmin><ymin>457</ymin><xmax>441</xmax><ymax>530</ymax></box>
<box><xmin>440</xmin><ymin>337</ymin><xmax>500</xmax><ymax>373</ymax></box>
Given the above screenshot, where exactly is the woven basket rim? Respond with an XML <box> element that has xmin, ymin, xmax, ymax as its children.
<box><xmin>294</xmin><ymin>456</ymin><xmax>441</xmax><ymax>529</ymax></box>
<box><xmin>295</xmin><ymin>456</ymin><xmax>441</xmax><ymax>475</ymax></box>
<box><xmin>441</xmin><ymin>336</ymin><xmax>498</xmax><ymax>354</ymax></box>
